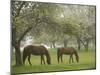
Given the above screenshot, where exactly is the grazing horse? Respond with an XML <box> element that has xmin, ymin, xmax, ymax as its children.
<box><xmin>57</xmin><ymin>47</ymin><xmax>79</xmax><ymax>63</ymax></box>
<box><xmin>23</xmin><ymin>45</ymin><xmax>51</xmax><ymax>65</ymax></box>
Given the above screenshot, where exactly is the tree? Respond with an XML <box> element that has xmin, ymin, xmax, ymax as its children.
<box><xmin>12</xmin><ymin>1</ymin><xmax>61</xmax><ymax>66</ymax></box>
<box><xmin>12</xmin><ymin>1</ymin><xmax>44</xmax><ymax>66</ymax></box>
<box><xmin>56</xmin><ymin>5</ymin><xmax>96</xmax><ymax>51</ymax></box>
<box><xmin>12</xmin><ymin>1</ymin><xmax>27</xmax><ymax>66</ymax></box>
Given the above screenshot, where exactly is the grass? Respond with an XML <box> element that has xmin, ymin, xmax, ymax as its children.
<box><xmin>11</xmin><ymin>49</ymin><xmax>96</xmax><ymax>74</ymax></box>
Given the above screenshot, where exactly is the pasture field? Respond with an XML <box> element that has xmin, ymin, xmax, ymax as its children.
<box><xmin>11</xmin><ymin>49</ymin><xmax>96</xmax><ymax>74</ymax></box>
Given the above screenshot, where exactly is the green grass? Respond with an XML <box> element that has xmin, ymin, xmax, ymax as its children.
<box><xmin>11</xmin><ymin>49</ymin><xmax>96</xmax><ymax>74</ymax></box>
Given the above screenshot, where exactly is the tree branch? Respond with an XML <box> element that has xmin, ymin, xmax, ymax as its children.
<box><xmin>15</xmin><ymin>2</ymin><xmax>25</xmax><ymax>17</ymax></box>
<box><xmin>18</xmin><ymin>26</ymin><xmax>32</xmax><ymax>43</ymax></box>
<box><xmin>79</xmin><ymin>39</ymin><xmax>86</xmax><ymax>47</ymax></box>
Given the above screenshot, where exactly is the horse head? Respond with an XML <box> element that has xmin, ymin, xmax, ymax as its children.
<box><xmin>76</xmin><ymin>55</ymin><xmax>79</xmax><ymax>63</ymax></box>
<box><xmin>46</xmin><ymin>51</ymin><xmax>51</xmax><ymax>65</ymax></box>
<box><xmin>47</xmin><ymin>58</ymin><xmax>51</xmax><ymax>65</ymax></box>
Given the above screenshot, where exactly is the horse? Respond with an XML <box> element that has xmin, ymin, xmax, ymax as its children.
<box><xmin>23</xmin><ymin>45</ymin><xmax>51</xmax><ymax>65</ymax></box>
<box><xmin>57</xmin><ymin>47</ymin><xmax>79</xmax><ymax>64</ymax></box>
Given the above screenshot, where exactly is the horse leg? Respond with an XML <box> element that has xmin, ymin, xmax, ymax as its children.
<box><xmin>69</xmin><ymin>55</ymin><xmax>74</xmax><ymax>63</ymax></box>
<box><xmin>41</xmin><ymin>55</ymin><xmax>43</xmax><ymax>65</ymax></box>
<box><xmin>28</xmin><ymin>55</ymin><xmax>32</xmax><ymax>66</ymax></box>
<box><xmin>41</xmin><ymin>55</ymin><xmax>44</xmax><ymax>65</ymax></box>
<box><xmin>61</xmin><ymin>55</ymin><xmax>63</xmax><ymax>63</ymax></box>
<box><xmin>69</xmin><ymin>55</ymin><xmax>72</xmax><ymax>64</ymax></box>
<box><xmin>41</xmin><ymin>55</ymin><xmax>45</xmax><ymax>65</ymax></box>
<box><xmin>42</xmin><ymin>55</ymin><xmax>45</xmax><ymax>64</ymax></box>
<box><xmin>23</xmin><ymin>54</ymin><xmax>27</xmax><ymax>65</ymax></box>
<box><xmin>57</xmin><ymin>55</ymin><xmax>60</xmax><ymax>64</ymax></box>
<box><xmin>72</xmin><ymin>55</ymin><xmax>74</xmax><ymax>63</ymax></box>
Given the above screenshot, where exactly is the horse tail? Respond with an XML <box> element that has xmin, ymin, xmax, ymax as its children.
<box><xmin>74</xmin><ymin>50</ymin><xmax>79</xmax><ymax>63</ymax></box>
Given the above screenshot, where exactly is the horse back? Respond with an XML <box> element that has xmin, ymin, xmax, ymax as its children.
<box><xmin>57</xmin><ymin>47</ymin><xmax>76</xmax><ymax>54</ymax></box>
<box><xmin>23</xmin><ymin>45</ymin><xmax>48</xmax><ymax>55</ymax></box>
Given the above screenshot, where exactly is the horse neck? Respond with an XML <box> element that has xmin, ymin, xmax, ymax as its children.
<box><xmin>45</xmin><ymin>50</ymin><xmax>50</xmax><ymax>60</ymax></box>
<box><xmin>74</xmin><ymin>50</ymin><xmax>78</xmax><ymax>57</ymax></box>
<box><xmin>74</xmin><ymin>50</ymin><xmax>79</xmax><ymax>62</ymax></box>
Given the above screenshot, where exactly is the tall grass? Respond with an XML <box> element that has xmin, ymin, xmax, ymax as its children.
<box><xmin>11</xmin><ymin>48</ymin><xmax>96</xmax><ymax>74</ymax></box>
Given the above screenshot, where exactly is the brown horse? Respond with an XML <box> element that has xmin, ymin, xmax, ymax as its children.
<box><xmin>57</xmin><ymin>47</ymin><xmax>79</xmax><ymax>63</ymax></box>
<box><xmin>23</xmin><ymin>45</ymin><xmax>51</xmax><ymax>65</ymax></box>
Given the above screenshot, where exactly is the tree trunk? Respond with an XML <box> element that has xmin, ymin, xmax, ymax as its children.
<box><xmin>50</xmin><ymin>43</ymin><xmax>53</xmax><ymax>48</ymax></box>
<box><xmin>12</xmin><ymin>27</ymin><xmax>22</xmax><ymax>66</ymax></box>
<box><xmin>14</xmin><ymin>43</ymin><xmax>22</xmax><ymax>66</ymax></box>
<box><xmin>12</xmin><ymin>26</ymin><xmax>33</xmax><ymax>66</ymax></box>
<box><xmin>63</xmin><ymin>39</ymin><xmax>68</xmax><ymax>48</ymax></box>
<box><xmin>52</xmin><ymin>41</ymin><xmax>56</xmax><ymax>48</ymax></box>
<box><xmin>85</xmin><ymin>40</ymin><xmax>89</xmax><ymax>51</ymax></box>
<box><xmin>53</xmin><ymin>42</ymin><xmax>55</xmax><ymax>48</ymax></box>
<box><xmin>77</xmin><ymin>38</ymin><xmax>81</xmax><ymax>51</ymax></box>
<box><xmin>80</xmin><ymin>38</ymin><xmax>89</xmax><ymax>51</ymax></box>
